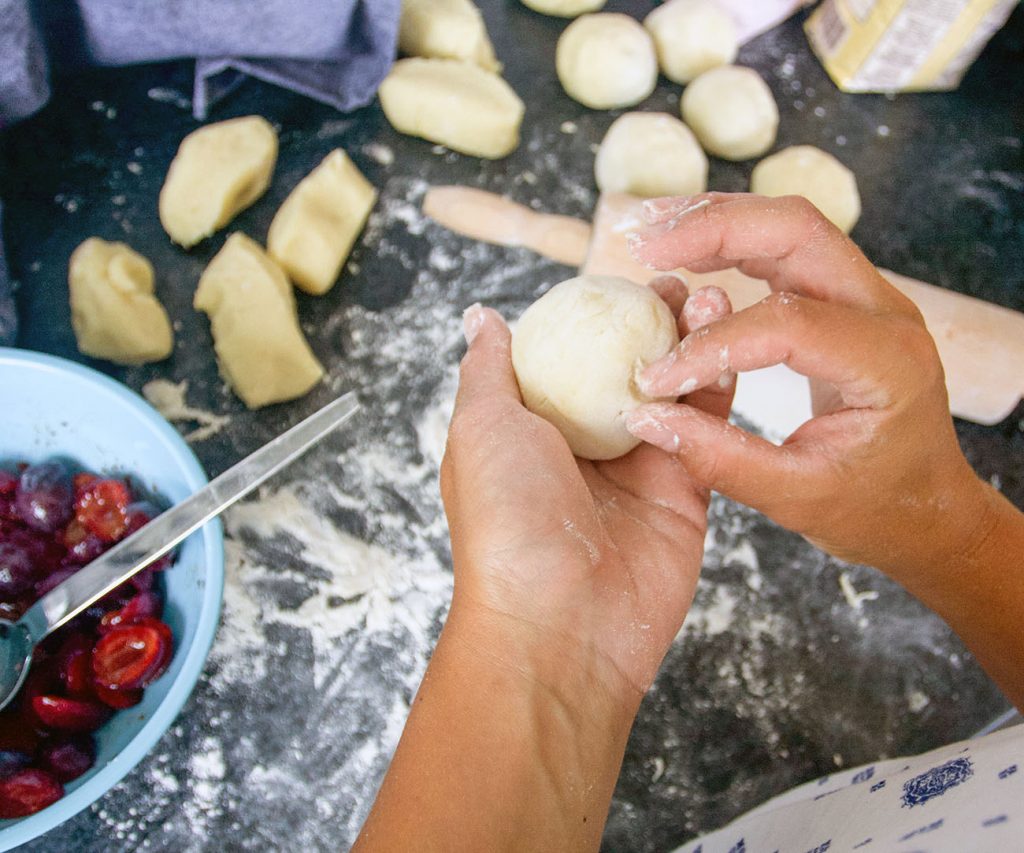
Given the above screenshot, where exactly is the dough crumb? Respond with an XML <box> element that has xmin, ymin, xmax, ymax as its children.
<box><xmin>142</xmin><ymin>379</ymin><xmax>232</xmax><ymax>443</ymax></box>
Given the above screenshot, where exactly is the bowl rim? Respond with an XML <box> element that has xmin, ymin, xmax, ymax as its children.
<box><xmin>0</xmin><ymin>347</ymin><xmax>225</xmax><ymax>849</ymax></box>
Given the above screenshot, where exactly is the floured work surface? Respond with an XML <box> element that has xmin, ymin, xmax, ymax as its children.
<box><xmin>5</xmin><ymin>4</ymin><xmax>1023</xmax><ymax>852</ymax></box>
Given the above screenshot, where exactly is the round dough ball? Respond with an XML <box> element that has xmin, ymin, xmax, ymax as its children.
<box><xmin>378</xmin><ymin>58</ymin><xmax>525</xmax><ymax>159</ymax></box>
<box><xmin>751</xmin><ymin>145</ymin><xmax>862</xmax><ymax>233</ymax></box>
<box><xmin>511</xmin><ymin>275</ymin><xmax>680</xmax><ymax>460</ymax></box>
<box><xmin>595</xmin><ymin>112</ymin><xmax>708</xmax><ymax>197</ymax></box>
<box><xmin>521</xmin><ymin>0</ymin><xmax>606</xmax><ymax>16</ymax></box>
<box><xmin>644</xmin><ymin>0</ymin><xmax>738</xmax><ymax>84</ymax></box>
<box><xmin>681</xmin><ymin>65</ymin><xmax>779</xmax><ymax>160</ymax></box>
<box><xmin>556</xmin><ymin>14</ymin><xmax>658</xmax><ymax>110</ymax></box>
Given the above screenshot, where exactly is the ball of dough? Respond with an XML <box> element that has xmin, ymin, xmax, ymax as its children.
<box><xmin>268</xmin><ymin>149</ymin><xmax>377</xmax><ymax>295</ymax></box>
<box><xmin>750</xmin><ymin>145</ymin><xmax>862</xmax><ymax>234</ymax></box>
<box><xmin>194</xmin><ymin>233</ymin><xmax>323</xmax><ymax>409</ymax></box>
<box><xmin>520</xmin><ymin>0</ymin><xmax>606</xmax><ymax>17</ymax></box>
<box><xmin>68</xmin><ymin>238</ymin><xmax>173</xmax><ymax>365</ymax></box>
<box><xmin>159</xmin><ymin>115</ymin><xmax>278</xmax><ymax>248</ymax></box>
<box><xmin>595</xmin><ymin>111</ymin><xmax>708</xmax><ymax>197</ymax></box>
<box><xmin>511</xmin><ymin>275</ymin><xmax>679</xmax><ymax>460</ymax></box>
<box><xmin>556</xmin><ymin>14</ymin><xmax>658</xmax><ymax>110</ymax></box>
<box><xmin>399</xmin><ymin>0</ymin><xmax>501</xmax><ymax>71</ymax></box>
<box><xmin>379</xmin><ymin>58</ymin><xmax>525</xmax><ymax>159</ymax></box>
<box><xmin>644</xmin><ymin>0</ymin><xmax>738</xmax><ymax>84</ymax></box>
<box><xmin>681</xmin><ymin>65</ymin><xmax>779</xmax><ymax>161</ymax></box>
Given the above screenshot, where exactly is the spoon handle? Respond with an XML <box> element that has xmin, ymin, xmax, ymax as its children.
<box><xmin>19</xmin><ymin>391</ymin><xmax>360</xmax><ymax>645</ymax></box>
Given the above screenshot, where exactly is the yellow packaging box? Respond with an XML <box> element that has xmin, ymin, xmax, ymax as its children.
<box><xmin>805</xmin><ymin>0</ymin><xmax>1019</xmax><ymax>92</ymax></box>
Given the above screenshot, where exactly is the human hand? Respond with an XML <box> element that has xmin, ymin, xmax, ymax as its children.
<box><xmin>441</xmin><ymin>277</ymin><xmax>733</xmax><ymax>706</ymax></box>
<box><xmin>624</xmin><ymin>193</ymin><xmax>997</xmax><ymax>596</ymax></box>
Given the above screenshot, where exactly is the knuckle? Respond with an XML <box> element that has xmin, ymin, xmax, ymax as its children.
<box><xmin>686</xmin><ymin>446</ymin><xmax>722</xmax><ymax>486</ymax></box>
<box><xmin>782</xmin><ymin>195</ymin><xmax>834</xmax><ymax>238</ymax></box>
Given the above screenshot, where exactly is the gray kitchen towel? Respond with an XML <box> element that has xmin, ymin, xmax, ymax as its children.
<box><xmin>0</xmin><ymin>0</ymin><xmax>400</xmax><ymax>346</ymax></box>
<box><xmin>2</xmin><ymin>0</ymin><xmax>400</xmax><ymax>125</ymax></box>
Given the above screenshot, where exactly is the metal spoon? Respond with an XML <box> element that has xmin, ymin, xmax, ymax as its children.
<box><xmin>0</xmin><ymin>391</ymin><xmax>360</xmax><ymax>712</ymax></box>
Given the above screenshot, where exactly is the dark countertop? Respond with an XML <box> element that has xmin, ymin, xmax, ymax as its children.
<box><xmin>3</xmin><ymin>2</ymin><xmax>1023</xmax><ymax>851</ymax></box>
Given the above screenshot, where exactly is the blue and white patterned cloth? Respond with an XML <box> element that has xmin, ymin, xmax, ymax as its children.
<box><xmin>672</xmin><ymin>724</ymin><xmax>1022</xmax><ymax>852</ymax></box>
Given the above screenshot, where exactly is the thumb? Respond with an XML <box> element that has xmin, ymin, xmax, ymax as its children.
<box><xmin>625</xmin><ymin>403</ymin><xmax>812</xmax><ymax>513</ymax></box>
<box><xmin>453</xmin><ymin>304</ymin><xmax>522</xmax><ymax>415</ymax></box>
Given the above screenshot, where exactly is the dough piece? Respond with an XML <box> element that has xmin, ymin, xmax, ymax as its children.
<box><xmin>595</xmin><ymin>112</ymin><xmax>708</xmax><ymax>197</ymax></box>
<box><xmin>520</xmin><ymin>0</ymin><xmax>605</xmax><ymax>16</ymax></box>
<box><xmin>399</xmin><ymin>0</ymin><xmax>501</xmax><ymax>71</ymax></box>
<box><xmin>68</xmin><ymin>238</ymin><xmax>173</xmax><ymax>365</ymax></box>
<box><xmin>159</xmin><ymin>116</ymin><xmax>278</xmax><ymax>248</ymax></box>
<box><xmin>644</xmin><ymin>0</ymin><xmax>738</xmax><ymax>84</ymax></box>
<box><xmin>378</xmin><ymin>58</ymin><xmax>525</xmax><ymax>158</ymax></box>
<box><xmin>267</xmin><ymin>149</ymin><xmax>377</xmax><ymax>295</ymax></box>
<box><xmin>511</xmin><ymin>275</ymin><xmax>679</xmax><ymax>460</ymax></box>
<box><xmin>556</xmin><ymin>14</ymin><xmax>658</xmax><ymax>110</ymax></box>
<box><xmin>750</xmin><ymin>145</ymin><xmax>862</xmax><ymax>233</ymax></box>
<box><xmin>681</xmin><ymin>65</ymin><xmax>778</xmax><ymax>160</ymax></box>
<box><xmin>194</xmin><ymin>233</ymin><xmax>323</xmax><ymax>409</ymax></box>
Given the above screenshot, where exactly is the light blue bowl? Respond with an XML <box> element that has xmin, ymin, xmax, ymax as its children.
<box><xmin>0</xmin><ymin>348</ymin><xmax>224</xmax><ymax>849</ymax></box>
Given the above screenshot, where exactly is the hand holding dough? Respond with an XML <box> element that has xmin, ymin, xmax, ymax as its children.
<box><xmin>681</xmin><ymin>65</ymin><xmax>778</xmax><ymax>160</ymax></box>
<box><xmin>511</xmin><ymin>275</ymin><xmax>679</xmax><ymax>460</ymax></box>
<box><xmin>556</xmin><ymin>14</ymin><xmax>658</xmax><ymax>110</ymax></box>
<box><xmin>194</xmin><ymin>233</ymin><xmax>323</xmax><ymax>409</ymax></box>
<box><xmin>68</xmin><ymin>238</ymin><xmax>174</xmax><ymax>365</ymax></box>
<box><xmin>644</xmin><ymin>0</ymin><xmax>738</xmax><ymax>84</ymax></box>
<box><xmin>399</xmin><ymin>0</ymin><xmax>500</xmax><ymax>71</ymax></box>
<box><xmin>595</xmin><ymin>112</ymin><xmax>708</xmax><ymax>197</ymax></box>
<box><xmin>159</xmin><ymin>116</ymin><xmax>278</xmax><ymax>248</ymax></box>
<box><xmin>751</xmin><ymin>145</ymin><xmax>861</xmax><ymax>233</ymax></box>
<box><xmin>379</xmin><ymin>58</ymin><xmax>525</xmax><ymax>158</ymax></box>
<box><xmin>268</xmin><ymin>149</ymin><xmax>377</xmax><ymax>295</ymax></box>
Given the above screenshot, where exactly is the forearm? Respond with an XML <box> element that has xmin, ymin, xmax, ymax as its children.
<box><xmin>353</xmin><ymin>597</ymin><xmax>640</xmax><ymax>852</ymax></box>
<box><xmin>899</xmin><ymin>482</ymin><xmax>1024</xmax><ymax>711</ymax></box>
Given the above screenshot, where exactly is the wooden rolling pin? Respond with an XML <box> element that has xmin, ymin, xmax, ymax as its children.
<box><xmin>423</xmin><ymin>186</ymin><xmax>1024</xmax><ymax>427</ymax></box>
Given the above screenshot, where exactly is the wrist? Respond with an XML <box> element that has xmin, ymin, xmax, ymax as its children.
<box><xmin>444</xmin><ymin>590</ymin><xmax>645</xmax><ymax>731</ymax></box>
<box><xmin>897</xmin><ymin>473</ymin><xmax>1013</xmax><ymax>608</ymax></box>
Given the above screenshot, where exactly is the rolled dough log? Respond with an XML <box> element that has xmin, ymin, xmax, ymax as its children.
<box><xmin>595</xmin><ymin>112</ymin><xmax>708</xmax><ymax>197</ymax></box>
<box><xmin>68</xmin><ymin>238</ymin><xmax>173</xmax><ymax>365</ymax></box>
<box><xmin>378</xmin><ymin>58</ymin><xmax>525</xmax><ymax>159</ymax></box>
<box><xmin>159</xmin><ymin>116</ymin><xmax>278</xmax><ymax>248</ymax></box>
<box><xmin>194</xmin><ymin>233</ymin><xmax>323</xmax><ymax>409</ymax></box>
<box><xmin>681</xmin><ymin>65</ymin><xmax>778</xmax><ymax>160</ymax></box>
<box><xmin>511</xmin><ymin>275</ymin><xmax>679</xmax><ymax>460</ymax></box>
<box><xmin>644</xmin><ymin>0</ymin><xmax>738</xmax><ymax>84</ymax></box>
<box><xmin>750</xmin><ymin>145</ymin><xmax>861</xmax><ymax>233</ymax></box>
<box><xmin>399</xmin><ymin>0</ymin><xmax>501</xmax><ymax>71</ymax></box>
<box><xmin>556</xmin><ymin>14</ymin><xmax>658</xmax><ymax>110</ymax></box>
<box><xmin>267</xmin><ymin>149</ymin><xmax>377</xmax><ymax>295</ymax></box>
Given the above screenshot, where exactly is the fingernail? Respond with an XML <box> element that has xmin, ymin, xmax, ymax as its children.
<box><xmin>625</xmin><ymin>408</ymin><xmax>682</xmax><ymax>454</ymax></box>
<box><xmin>684</xmin><ymin>285</ymin><xmax>731</xmax><ymax>331</ymax></box>
<box><xmin>625</xmin><ymin>232</ymin><xmax>649</xmax><ymax>263</ymax></box>
<box><xmin>641</xmin><ymin>196</ymin><xmax>693</xmax><ymax>224</ymax></box>
<box><xmin>663</xmin><ymin>197</ymin><xmax>712</xmax><ymax>228</ymax></box>
<box><xmin>463</xmin><ymin>303</ymin><xmax>485</xmax><ymax>345</ymax></box>
<box><xmin>635</xmin><ymin>349</ymin><xmax>677</xmax><ymax>393</ymax></box>
<box><xmin>638</xmin><ymin>367</ymin><xmax>698</xmax><ymax>398</ymax></box>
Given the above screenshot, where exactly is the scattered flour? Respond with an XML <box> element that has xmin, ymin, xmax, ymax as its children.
<box><xmin>907</xmin><ymin>690</ymin><xmax>931</xmax><ymax>713</ymax></box>
<box><xmin>363</xmin><ymin>142</ymin><xmax>395</xmax><ymax>166</ymax></box>
<box><xmin>147</xmin><ymin>87</ymin><xmax>192</xmax><ymax>110</ymax></box>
